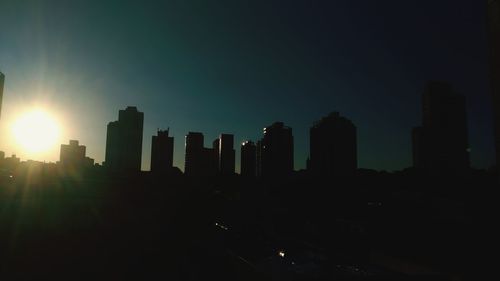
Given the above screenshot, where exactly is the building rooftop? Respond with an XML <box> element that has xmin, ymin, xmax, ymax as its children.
<box><xmin>312</xmin><ymin>112</ymin><xmax>355</xmax><ymax>128</ymax></box>
<box><xmin>125</xmin><ymin>106</ymin><xmax>138</xmax><ymax>111</ymax></box>
<box><xmin>263</xmin><ymin>121</ymin><xmax>291</xmax><ymax>132</ymax></box>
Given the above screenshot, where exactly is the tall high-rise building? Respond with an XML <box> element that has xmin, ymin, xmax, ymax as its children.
<box><xmin>412</xmin><ymin>81</ymin><xmax>470</xmax><ymax>173</ymax></box>
<box><xmin>151</xmin><ymin>129</ymin><xmax>174</xmax><ymax>173</ymax></box>
<box><xmin>216</xmin><ymin>134</ymin><xmax>235</xmax><ymax>176</ymax></box>
<box><xmin>310</xmin><ymin>112</ymin><xmax>357</xmax><ymax>176</ymax></box>
<box><xmin>0</xmin><ymin>71</ymin><xmax>5</xmax><ymax>120</ymax></box>
<box><xmin>105</xmin><ymin>106</ymin><xmax>144</xmax><ymax>172</ymax></box>
<box><xmin>184</xmin><ymin>132</ymin><xmax>217</xmax><ymax>176</ymax></box>
<box><xmin>185</xmin><ymin>132</ymin><xmax>204</xmax><ymax>176</ymax></box>
<box><xmin>256</xmin><ymin>140</ymin><xmax>263</xmax><ymax>178</ymax></box>
<box><xmin>488</xmin><ymin>0</ymin><xmax>500</xmax><ymax>175</ymax></box>
<box><xmin>241</xmin><ymin>140</ymin><xmax>256</xmax><ymax>177</ymax></box>
<box><xmin>260</xmin><ymin>122</ymin><xmax>294</xmax><ymax>178</ymax></box>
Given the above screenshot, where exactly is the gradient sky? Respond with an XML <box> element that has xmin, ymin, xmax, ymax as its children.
<box><xmin>0</xmin><ymin>0</ymin><xmax>495</xmax><ymax>172</ymax></box>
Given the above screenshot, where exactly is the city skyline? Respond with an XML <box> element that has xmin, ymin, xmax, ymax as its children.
<box><xmin>0</xmin><ymin>72</ymin><xmax>492</xmax><ymax>174</ymax></box>
<box><xmin>0</xmin><ymin>0</ymin><xmax>495</xmax><ymax>172</ymax></box>
<box><xmin>0</xmin><ymin>2</ymin><xmax>497</xmax><ymax>279</ymax></box>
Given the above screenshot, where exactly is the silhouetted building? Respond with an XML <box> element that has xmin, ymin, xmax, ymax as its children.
<box><xmin>205</xmin><ymin>145</ymin><xmax>218</xmax><ymax>176</ymax></box>
<box><xmin>84</xmin><ymin>157</ymin><xmax>95</xmax><ymax>167</ymax></box>
<box><xmin>3</xmin><ymin>154</ymin><xmax>20</xmax><ymax>171</ymax></box>
<box><xmin>488</xmin><ymin>0</ymin><xmax>500</xmax><ymax>175</ymax></box>
<box><xmin>105</xmin><ymin>106</ymin><xmax>144</xmax><ymax>172</ymax></box>
<box><xmin>260</xmin><ymin>122</ymin><xmax>294</xmax><ymax>178</ymax></box>
<box><xmin>212</xmin><ymin>138</ymin><xmax>220</xmax><ymax>171</ymax></box>
<box><xmin>60</xmin><ymin>140</ymin><xmax>86</xmax><ymax>168</ymax></box>
<box><xmin>185</xmin><ymin>132</ymin><xmax>204</xmax><ymax>176</ymax></box>
<box><xmin>151</xmin><ymin>129</ymin><xmax>174</xmax><ymax>173</ymax></box>
<box><xmin>0</xmin><ymin>151</ymin><xmax>5</xmax><ymax>170</ymax></box>
<box><xmin>215</xmin><ymin>134</ymin><xmax>235</xmax><ymax>176</ymax></box>
<box><xmin>0</xmin><ymin>71</ymin><xmax>4</xmax><ymax>120</ymax></box>
<box><xmin>241</xmin><ymin>141</ymin><xmax>256</xmax><ymax>177</ymax></box>
<box><xmin>310</xmin><ymin>112</ymin><xmax>357</xmax><ymax>176</ymax></box>
<box><xmin>256</xmin><ymin>140</ymin><xmax>263</xmax><ymax>178</ymax></box>
<box><xmin>412</xmin><ymin>81</ymin><xmax>470</xmax><ymax>173</ymax></box>
<box><xmin>185</xmin><ymin>132</ymin><xmax>217</xmax><ymax>177</ymax></box>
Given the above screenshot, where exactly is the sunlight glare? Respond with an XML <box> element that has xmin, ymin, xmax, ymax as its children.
<box><xmin>12</xmin><ymin>109</ymin><xmax>61</xmax><ymax>153</ymax></box>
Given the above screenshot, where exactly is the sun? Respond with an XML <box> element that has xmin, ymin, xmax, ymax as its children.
<box><xmin>12</xmin><ymin>109</ymin><xmax>61</xmax><ymax>153</ymax></box>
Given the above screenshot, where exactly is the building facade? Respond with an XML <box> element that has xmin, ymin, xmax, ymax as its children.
<box><xmin>105</xmin><ymin>106</ymin><xmax>144</xmax><ymax>172</ymax></box>
<box><xmin>185</xmin><ymin>132</ymin><xmax>204</xmax><ymax>176</ymax></box>
<box><xmin>216</xmin><ymin>134</ymin><xmax>235</xmax><ymax>176</ymax></box>
<box><xmin>184</xmin><ymin>132</ymin><xmax>218</xmax><ymax>176</ymax></box>
<box><xmin>241</xmin><ymin>140</ymin><xmax>256</xmax><ymax>178</ymax></box>
<box><xmin>260</xmin><ymin>122</ymin><xmax>294</xmax><ymax>178</ymax></box>
<box><xmin>310</xmin><ymin>112</ymin><xmax>357</xmax><ymax>176</ymax></box>
<box><xmin>412</xmin><ymin>81</ymin><xmax>470</xmax><ymax>173</ymax></box>
<box><xmin>151</xmin><ymin>129</ymin><xmax>174</xmax><ymax>173</ymax></box>
<box><xmin>60</xmin><ymin>140</ymin><xmax>86</xmax><ymax>167</ymax></box>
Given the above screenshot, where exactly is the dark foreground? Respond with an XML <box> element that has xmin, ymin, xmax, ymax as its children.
<box><xmin>0</xmin><ymin>167</ymin><xmax>495</xmax><ymax>280</ymax></box>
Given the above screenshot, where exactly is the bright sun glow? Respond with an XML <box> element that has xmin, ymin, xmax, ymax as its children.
<box><xmin>12</xmin><ymin>110</ymin><xmax>61</xmax><ymax>153</ymax></box>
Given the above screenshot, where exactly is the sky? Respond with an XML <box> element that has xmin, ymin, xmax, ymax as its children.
<box><xmin>0</xmin><ymin>0</ymin><xmax>495</xmax><ymax>172</ymax></box>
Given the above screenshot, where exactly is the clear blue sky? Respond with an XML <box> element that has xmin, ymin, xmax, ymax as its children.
<box><xmin>0</xmin><ymin>0</ymin><xmax>495</xmax><ymax>171</ymax></box>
